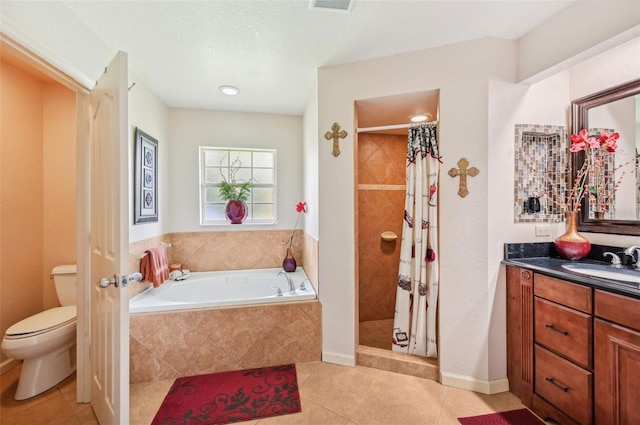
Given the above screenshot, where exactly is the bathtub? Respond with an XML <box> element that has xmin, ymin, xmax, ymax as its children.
<box><xmin>129</xmin><ymin>267</ymin><xmax>316</xmax><ymax>313</ymax></box>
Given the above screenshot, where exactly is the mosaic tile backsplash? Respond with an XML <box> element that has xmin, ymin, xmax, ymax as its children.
<box><xmin>514</xmin><ymin>124</ymin><xmax>567</xmax><ymax>223</ymax></box>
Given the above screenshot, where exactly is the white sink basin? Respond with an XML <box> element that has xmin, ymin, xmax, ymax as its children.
<box><xmin>561</xmin><ymin>263</ymin><xmax>640</xmax><ymax>284</ymax></box>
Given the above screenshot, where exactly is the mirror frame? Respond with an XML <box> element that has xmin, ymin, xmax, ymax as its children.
<box><xmin>572</xmin><ymin>77</ymin><xmax>640</xmax><ymax>236</ymax></box>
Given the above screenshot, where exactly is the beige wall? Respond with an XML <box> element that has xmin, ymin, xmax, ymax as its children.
<box><xmin>0</xmin><ymin>59</ymin><xmax>76</xmax><ymax>362</ymax></box>
<box><xmin>43</xmin><ymin>83</ymin><xmax>76</xmax><ymax>309</ymax></box>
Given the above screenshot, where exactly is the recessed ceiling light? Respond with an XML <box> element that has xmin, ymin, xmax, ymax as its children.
<box><xmin>410</xmin><ymin>113</ymin><xmax>430</xmax><ymax>123</ymax></box>
<box><xmin>219</xmin><ymin>85</ymin><xmax>240</xmax><ymax>96</ymax></box>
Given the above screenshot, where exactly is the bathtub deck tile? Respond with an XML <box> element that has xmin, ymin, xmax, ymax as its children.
<box><xmin>129</xmin><ymin>338</ymin><xmax>180</xmax><ymax>384</ymax></box>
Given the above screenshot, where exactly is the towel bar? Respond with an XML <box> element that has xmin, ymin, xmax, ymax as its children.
<box><xmin>129</xmin><ymin>242</ymin><xmax>172</xmax><ymax>259</ymax></box>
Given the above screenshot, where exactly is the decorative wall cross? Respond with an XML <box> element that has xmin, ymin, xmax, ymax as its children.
<box><xmin>448</xmin><ymin>158</ymin><xmax>479</xmax><ymax>198</ymax></box>
<box><xmin>324</xmin><ymin>123</ymin><xmax>348</xmax><ymax>157</ymax></box>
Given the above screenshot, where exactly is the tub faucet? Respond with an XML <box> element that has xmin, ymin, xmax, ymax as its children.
<box><xmin>278</xmin><ymin>271</ymin><xmax>295</xmax><ymax>294</ymax></box>
<box><xmin>624</xmin><ymin>246</ymin><xmax>640</xmax><ymax>270</ymax></box>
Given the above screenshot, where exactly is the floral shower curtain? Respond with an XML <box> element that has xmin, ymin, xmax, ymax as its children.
<box><xmin>392</xmin><ymin>123</ymin><xmax>440</xmax><ymax>358</ymax></box>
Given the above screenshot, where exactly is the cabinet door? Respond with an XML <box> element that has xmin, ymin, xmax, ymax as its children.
<box><xmin>595</xmin><ymin>319</ymin><xmax>640</xmax><ymax>425</ymax></box>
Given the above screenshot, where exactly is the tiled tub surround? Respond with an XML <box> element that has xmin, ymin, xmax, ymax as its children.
<box><xmin>127</xmin><ymin>229</ymin><xmax>316</xmax><ymax>297</ymax></box>
<box><xmin>129</xmin><ymin>300</ymin><xmax>322</xmax><ymax>384</ymax></box>
<box><xmin>127</xmin><ymin>230</ymin><xmax>321</xmax><ymax>384</ymax></box>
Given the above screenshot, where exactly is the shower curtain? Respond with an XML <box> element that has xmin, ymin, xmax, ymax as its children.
<box><xmin>392</xmin><ymin>123</ymin><xmax>440</xmax><ymax>358</ymax></box>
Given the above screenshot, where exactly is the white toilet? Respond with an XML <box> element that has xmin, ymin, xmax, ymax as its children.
<box><xmin>1</xmin><ymin>264</ymin><xmax>77</xmax><ymax>400</ymax></box>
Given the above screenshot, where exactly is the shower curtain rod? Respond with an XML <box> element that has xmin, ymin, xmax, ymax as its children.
<box><xmin>356</xmin><ymin>121</ymin><xmax>438</xmax><ymax>133</ymax></box>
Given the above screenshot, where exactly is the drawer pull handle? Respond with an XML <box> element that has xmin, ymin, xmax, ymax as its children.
<box><xmin>546</xmin><ymin>377</ymin><xmax>569</xmax><ymax>393</ymax></box>
<box><xmin>545</xmin><ymin>324</ymin><xmax>569</xmax><ymax>336</ymax></box>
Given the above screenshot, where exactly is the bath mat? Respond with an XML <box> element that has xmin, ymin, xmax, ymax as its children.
<box><xmin>458</xmin><ymin>408</ymin><xmax>545</xmax><ymax>425</ymax></box>
<box><xmin>151</xmin><ymin>364</ymin><xmax>301</xmax><ymax>425</ymax></box>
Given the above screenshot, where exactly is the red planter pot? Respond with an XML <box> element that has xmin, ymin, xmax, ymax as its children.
<box><xmin>225</xmin><ymin>200</ymin><xmax>248</xmax><ymax>224</ymax></box>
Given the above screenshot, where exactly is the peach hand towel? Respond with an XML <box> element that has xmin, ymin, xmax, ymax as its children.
<box><xmin>140</xmin><ymin>246</ymin><xmax>170</xmax><ymax>288</ymax></box>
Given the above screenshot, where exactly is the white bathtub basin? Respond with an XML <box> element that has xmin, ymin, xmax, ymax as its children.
<box><xmin>561</xmin><ymin>263</ymin><xmax>640</xmax><ymax>285</ymax></box>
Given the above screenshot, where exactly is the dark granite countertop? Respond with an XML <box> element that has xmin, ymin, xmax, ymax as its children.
<box><xmin>502</xmin><ymin>243</ymin><xmax>640</xmax><ymax>299</ymax></box>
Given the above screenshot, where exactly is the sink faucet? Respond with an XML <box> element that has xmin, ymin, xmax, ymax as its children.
<box><xmin>624</xmin><ymin>246</ymin><xmax>640</xmax><ymax>270</ymax></box>
<box><xmin>278</xmin><ymin>271</ymin><xmax>296</xmax><ymax>294</ymax></box>
<box><xmin>603</xmin><ymin>252</ymin><xmax>622</xmax><ymax>268</ymax></box>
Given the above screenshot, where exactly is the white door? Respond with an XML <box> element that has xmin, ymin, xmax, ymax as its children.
<box><xmin>90</xmin><ymin>51</ymin><xmax>130</xmax><ymax>425</ymax></box>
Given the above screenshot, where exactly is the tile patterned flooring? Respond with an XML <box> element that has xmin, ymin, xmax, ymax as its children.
<box><xmin>0</xmin><ymin>361</ymin><xmax>544</xmax><ymax>425</ymax></box>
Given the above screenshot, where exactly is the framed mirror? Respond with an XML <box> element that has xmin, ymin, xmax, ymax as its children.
<box><xmin>572</xmin><ymin>78</ymin><xmax>640</xmax><ymax>235</ymax></box>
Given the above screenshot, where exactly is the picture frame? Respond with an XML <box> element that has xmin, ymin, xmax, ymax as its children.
<box><xmin>134</xmin><ymin>128</ymin><xmax>158</xmax><ymax>224</ymax></box>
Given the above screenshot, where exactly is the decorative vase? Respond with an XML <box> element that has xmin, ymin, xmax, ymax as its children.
<box><xmin>554</xmin><ymin>212</ymin><xmax>591</xmax><ymax>260</ymax></box>
<box><xmin>225</xmin><ymin>200</ymin><xmax>248</xmax><ymax>224</ymax></box>
<box><xmin>283</xmin><ymin>247</ymin><xmax>297</xmax><ymax>272</ymax></box>
<box><xmin>594</xmin><ymin>211</ymin><xmax>605</xmax><ymax>220</ymax></box>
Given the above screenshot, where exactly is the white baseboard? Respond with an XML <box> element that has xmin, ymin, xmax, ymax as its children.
<box><xmin>0</xmin><ymin>358</ymin><xmax>20</xmax><ymax>376</ymax></box>
<box><xmin>440</xmin><ymin>371</ymin><xmax>510</xmax><ymax>394</ymax></box>
<box><xmin>322</xmin><ymin>350</ymin><xmax>355</xmax><ymax>367</ymax></box>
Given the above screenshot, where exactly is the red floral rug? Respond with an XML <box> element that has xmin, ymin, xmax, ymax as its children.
<box><xmin>458</xmin><ymin>408</ymin><xmax>545</xmax><ymax>425</ymax></box>
<box><xmin>151</xmin><ymin>364</ymin><xmax>301</xmax><ymax>425</ymax></box>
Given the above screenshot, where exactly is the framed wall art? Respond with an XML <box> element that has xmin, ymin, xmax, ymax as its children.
<box><xmin>134</xmin><ymin>128</ymin><xmax>158</xmax><ymax>224</ymax></box>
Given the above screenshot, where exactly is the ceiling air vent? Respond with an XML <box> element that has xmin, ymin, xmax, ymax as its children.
<box><xmin>310</xmin><ymin>0</ymin><xmax>354</xmax><ymax>12</ymax></box>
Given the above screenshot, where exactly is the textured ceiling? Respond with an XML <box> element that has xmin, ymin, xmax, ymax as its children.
<box><xmin>60</xmin><ymin>0</ymin><xmax>577</xmax><ymax>118</ymax></box>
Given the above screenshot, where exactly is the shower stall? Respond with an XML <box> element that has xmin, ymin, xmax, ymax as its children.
<box><xmin>354</xmin><ymin>90</ymin><xmax>439</xmax><ymax>356</ymax></box>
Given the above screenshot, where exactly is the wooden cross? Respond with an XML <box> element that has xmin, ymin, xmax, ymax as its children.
<box><xmin>448</xmin><ymin>158</ymin><xmax>479</xmax><ymax>198</ymax></box>
<box><xmin>324</xmin><ymin>123</ymin><xmax>348</xmax><ymax>157</ymax></box>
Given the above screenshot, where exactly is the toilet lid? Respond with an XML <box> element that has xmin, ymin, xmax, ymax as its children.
<box><xmin>6</xmin><ymin>306</ymin><xmax>76</xmax><ymax>337</ymax></box>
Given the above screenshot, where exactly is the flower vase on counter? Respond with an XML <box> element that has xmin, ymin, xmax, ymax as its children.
<box><xmin>283</xmin><ymin>247</ymin><xmax>297</xmax><ymax>272</ymax></box>
<box><xmin>554</xmin><ymin>212</ymin><xmax>591</xmax><ymax>260</ymax></box>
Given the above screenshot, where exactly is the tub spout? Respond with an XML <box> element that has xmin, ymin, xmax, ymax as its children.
<box><xmin>278</xmin><ymin>271</ymin><xmax>295</xmax><ymax>294</ymax></box>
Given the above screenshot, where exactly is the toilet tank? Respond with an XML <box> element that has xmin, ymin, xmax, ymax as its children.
<box><xmin>52</xmin><ymin>264</ymin><xmax>77</xmax><ymax>306</ymax></box>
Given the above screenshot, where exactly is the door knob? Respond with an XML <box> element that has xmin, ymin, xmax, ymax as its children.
<box><xmin>99</xmin><ymin>276</ymin><xmax>119</xmax><ymax>288</ymax></box>
<box><xmin>99</xmin><ymin>273</ymin><xmax>142</xmax><ymax>288</ymax></box>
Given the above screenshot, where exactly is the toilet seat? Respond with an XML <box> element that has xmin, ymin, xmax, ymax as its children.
<box><xmin>4</xmin><ymin>306</ymin><xmax>76</xmax><ymax>339</ymax></box>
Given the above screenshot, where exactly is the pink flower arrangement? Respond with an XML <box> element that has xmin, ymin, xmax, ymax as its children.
<box><xmin>285</xmin><ymin>201</ymin><xmax>307</xmax><ymax>249</ymax></box>
<box><xmin>561</xmin><ymin>129</ymin><xmax>632</xmax><ymax>214</ymax></box>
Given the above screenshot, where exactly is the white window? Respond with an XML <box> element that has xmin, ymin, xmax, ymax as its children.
<box><xmin>199</xmin><ymin>147</ymin><xmax>277</xmax><ymax>225</ymax></box>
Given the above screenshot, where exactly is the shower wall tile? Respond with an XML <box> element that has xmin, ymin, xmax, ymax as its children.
<box><xmin>358</xmin><ymin>133</ymin><xmax>407</xmax><ymax>185</ymax></box>
<box><xmin>358</xmin><ymin>133</ymin><xmax>406</xmax><ymax>323</ymax></box>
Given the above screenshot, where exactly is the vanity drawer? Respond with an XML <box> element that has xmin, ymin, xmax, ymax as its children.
<box><xmin>595</xmin><ymin>289</ymin><xmax>640</xmax><ymax>332</ymax></box>
<box><xmin>535</xmin><ymin>297</ymin><xmax>592</xmax><ymax>368</ymax></box>
<box><xmin>535</xmin><ymin>345</ymin><xmax>593</xmax><ymax>425</ymax></box>
<box><xmin>534</xmin><ymin>274</ymin><xmax>592</xmax><ymax>313</ymax></box>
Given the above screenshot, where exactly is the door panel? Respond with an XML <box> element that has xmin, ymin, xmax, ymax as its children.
<box><xmin>90</xmin><ymin>51</ymin><xmax>129</xmax><ymax>425</ymax></box>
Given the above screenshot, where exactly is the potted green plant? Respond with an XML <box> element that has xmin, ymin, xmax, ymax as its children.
<box><xmin>219</xmin><ymin>180</ymin><xmax>251</xmax><ymax>224</ymax></box>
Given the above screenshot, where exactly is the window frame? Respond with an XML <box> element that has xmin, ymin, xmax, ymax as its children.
<box><xmin>199</xmin><ymin>146</ymin><xmax>277</xmax><ymax>226</ymax></box>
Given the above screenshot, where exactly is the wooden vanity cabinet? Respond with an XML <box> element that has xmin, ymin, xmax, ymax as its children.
<box><xmin>532</xmin><ymin>274</ymin><xmax>593</xmax><ymax>425</ymax></box>
<box><xmin>594</xmin><ymin>290</ymin><xmax>640</xmax><ymax>425</ymax></box>
<box><xmin>506</xmin><ymin>266</ymin><xmax>593</xmax><ymax>425</ymax></box>
<box><xmin>507</xmin><ymin>265</ymin><xmax>640</xmax><ymax>425</ymax></box>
